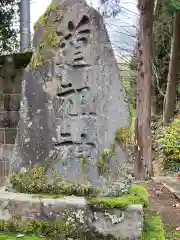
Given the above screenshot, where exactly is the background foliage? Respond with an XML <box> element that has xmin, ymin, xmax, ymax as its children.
<box><xmin>0</xmin><ymin>0</ymin><xmax>20</xmax><ymax>54</ymax></box>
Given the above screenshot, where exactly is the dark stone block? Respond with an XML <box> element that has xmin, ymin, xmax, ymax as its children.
<box><xmin>0</xmin><ymin>129</ymin><xmax>5</xmax><ymax>144</ymax></box>
<box><xmin>5</xmin><ymin>128</ymin><xmax>17</xmax><ymax>144</ymax></box>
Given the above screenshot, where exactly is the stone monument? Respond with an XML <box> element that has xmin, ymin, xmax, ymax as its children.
<box><xmin>10</xmin><ymin>0</ymin><xmax>130</xmax><ymax>186</ymax></box>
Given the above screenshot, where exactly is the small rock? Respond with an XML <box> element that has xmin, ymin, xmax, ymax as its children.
<box><xmin>155</xmin><ymin>190</ymin><xmax>163</xmax><ymax>196</ymax></box>
<box><xmin>173</xmin><ymin>203</ymin><xmax>180</xmax><ymax>208</ymax></box>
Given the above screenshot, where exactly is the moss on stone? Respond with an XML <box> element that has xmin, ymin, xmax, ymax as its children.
<box><xmin>30</xmin><ymin>1</ymin><xmax>63</xmax><ymax>70</ymax></box>
<box><xmin>29</xmin><ymin>51</ymin><xmax>45</xmax><ymax>69</ymax></box>
<box><xmin>115</xmin><ymin>126</ymin><xmax>131</xmax><ymax>149</ymax></box>
<box><xmin>0</xmin><ymin>219</ymin><xmax>113</xmax><ymax>240</ymax></box>
<box><xmin>10</xmin><ymin>165</ymin><xmax>98</xmax><ymax>197</ymax></box>
<box><xmin>89</xmin><ymin>184</ymin><xmax>148</xmax><ymax>208</ymax></box>
<box><xmin>41</xmin><ymin>25</ymin><xmax>60</xmax><ymax>49</ymax></box>
<box><xmin>143</xmin><ymin>216</ymin><xmax>165</xmax><ymax>240</ymax></box>
<box><xmin>0</xmin><ymin>219</ymin><xmax>80</xmax><ymax>239</ymax></box>
<box><xmin>33</xmin><ymin>2</ymin><xmax>62</xmax><ymax>30</ymax></box>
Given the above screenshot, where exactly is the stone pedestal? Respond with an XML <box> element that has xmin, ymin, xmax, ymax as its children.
<box><xmin>0</xmin><ymin>190</ymin><xmax>143</xmax><ymax>239</ymax></box>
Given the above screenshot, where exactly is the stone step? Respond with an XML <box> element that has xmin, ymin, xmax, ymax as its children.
<box><xmin>0</xmin><ymin>190</ymin><xmax>143</xmax><ymax>239</ymax></box>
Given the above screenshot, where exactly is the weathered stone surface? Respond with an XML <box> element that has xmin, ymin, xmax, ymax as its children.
<box><xmin>0</xmin><ymin>53</ymin><xmax>31</xmax><ymax>184</ymax></box>
<box><xmin>0</xmin><ymin>191</ymin><xmax>143</xmax><ymax>239</ymax></box>
<box><xmin>10</xmin><ymin>0</ymin><xmax>130</xmax><ymax>186</ymax></box>
<box><xmin>90</xmin><ymin>205</ymin><xmax>143</xmax><ymax>239</ymax></box>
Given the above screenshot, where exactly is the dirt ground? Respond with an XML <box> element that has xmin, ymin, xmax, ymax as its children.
<box><xmin>144</xmin><ymin>181</ymin><xmax>180</xmax><ymax>228</ymax></box>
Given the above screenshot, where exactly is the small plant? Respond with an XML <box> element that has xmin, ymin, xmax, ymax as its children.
<box><xmin>96</xmin><ymin>144</ymin><xmax>115</xmax><ymax>175</ymax></box>
<box><xmin>29</xmin><ymin>50</ymin><xmax>45</xmax><ymax>69</ymax></box>
<box><xmin>115</xmin><ymin>126</ymin><xmax>132</xmax><ymax>149</ymax></box>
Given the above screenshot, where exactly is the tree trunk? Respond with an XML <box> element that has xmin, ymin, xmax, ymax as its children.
<box><xmin>163</xmin><ymin>12</ymin><xmax>180</xmax><ymax>123</ymax></box>
<box><xmin>134</xmin><ymin>0</ymin><xmax>154</xmax><ymax>180</ymax></box>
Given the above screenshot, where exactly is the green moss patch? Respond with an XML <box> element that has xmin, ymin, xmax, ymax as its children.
<box><xmin>0</xmin><ymin>220</ymin><xmax>80</xmax><ymax>240</ymax></box>
<box><xmin>143</xmin><ymin>216</ymin><xmax>165</xmax><ymax>240</ymax></box>
<box><xmin>30</xmin><ymin>1</ymin><xmax>63</xmax><ymax>69</ymax></box>
<box><xmin>29</xmin><ymin>51</ymin><xmax>45</xmax><ymax>69</ymax></box>
<box><xmin>89</xmin><ymin>185</ymin><xmax>148</xmax><ymax>208</ymax></box>
<box><xmin>33</xmin><ymin>2</ymin><xmax>62</xmax><ymax>30</ymax></box>
<box><xmin>0</xmin><ymin>233</ymin><xmax>45</xmax><ymax>240</ymax></box>
<box><xmin>0</xmin><ymin>220</ymin><xmax>113</xmax><ymax>240</ymax></box>
<box><xmin>10</xmin><ymin>165</ymin><xmax>98</xmax><ymax>197</ymax></box>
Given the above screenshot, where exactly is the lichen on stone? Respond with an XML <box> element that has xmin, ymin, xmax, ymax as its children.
<box><xmin>29</xmin><ymin>50</ymin><xmax>45</xmax><ymax>69</ymax></box>
<box><xmin>41</xmin><ymin>25</ymin><xmax>60</xmax><ymax>49</ymax></box>
<box><xmin>33</xmin><ymin>1</ymin><xmax>62</xmax><ymax>30</ymax></box>
<box><xmin>104</xmin><ymin>210</ymin><xmax>125</xmax><ymax>224</ymax></box>
<box><xmin>29</xmin><ymin>1</ymin><xmax>63</xmax><ymax>70</ymax></box>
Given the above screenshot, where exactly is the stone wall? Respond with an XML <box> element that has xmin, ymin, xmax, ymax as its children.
<box><xmin>0</xmin><ymin>52</ymin><xmax>32</xmax><ymax>183</ymax></box>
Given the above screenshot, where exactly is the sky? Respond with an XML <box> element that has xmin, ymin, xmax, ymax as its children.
<box><xmin>30</xmin><ymin>0</ymin><xmax>138</xmax><ymax>60</ymax></box>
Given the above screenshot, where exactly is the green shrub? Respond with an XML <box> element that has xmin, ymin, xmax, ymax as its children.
<box><xmin>143</xmin><ymin>216</ymin><xmax>165</xmax><ymax>240</ymax></box>
<box><xmin>0</xmin><ymin>219</ymin><xmax>114</xmax><ymax>240</ymax></box>
<box><xmin>89</xmin><ymin>185</ymin><xmax>148</xmax><ymax>208</ymax></box>
<box><xmin>0</xmin><ymin>220</ymin><xmax>81</xmax><ymax>239</ymax></box>
<box><xmin>10</xmin><ymin>165</ymin><xmax>98</xmax><ymax>197</ymax></box>
<box><xmin>0</xmin><ymin>233</ymin><xmax>45</xmax><ymax>240</ymax></box>
<box><xmin>156</xmin><ymin>117</ymin><xmax>180</xmax><ymax>171</ymax></box>
<box><xmin>96</xmin><ymin>144</ymin><xmax>115</xmax><ymax>174</ymax></box>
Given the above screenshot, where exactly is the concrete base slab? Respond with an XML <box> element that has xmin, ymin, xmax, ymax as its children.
<box><xmin>0</xmin><ymin>189</ymin><xmax>143</xmax><ymax>239</ymax></box>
